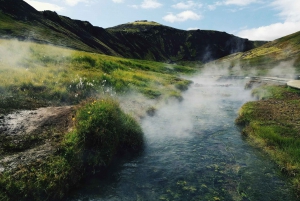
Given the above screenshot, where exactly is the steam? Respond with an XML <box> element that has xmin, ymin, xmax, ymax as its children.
<box><xmin>267</xmin><ymin>60</ymin><xmax>296</xmax><ymax>78</ymax></box>
<box><xmin>141</xmin><ymin>54</ymin><xmax>298</xmax><ymax>143</ymax></box>
<box><xmin>141</xmin><ymin>75</ymin><xmax>253</xmax><ymax>144</ymax></box>
<box><xmin>0</xmin><ymin>39</ymin><xmax>31</xmax><ymax>67</ymax></box>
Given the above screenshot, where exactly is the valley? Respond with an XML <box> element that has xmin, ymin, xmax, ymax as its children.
<box><xmin>0</xmin><ymin>0</ymin><xmax>300</xmax><ymax>200</ymax></box>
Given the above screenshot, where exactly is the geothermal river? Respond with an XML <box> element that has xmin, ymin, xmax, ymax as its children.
<box><xmin>68</xmin><ymin>77</ymin><xmax>296</xmax><ymax>201</ymax></box>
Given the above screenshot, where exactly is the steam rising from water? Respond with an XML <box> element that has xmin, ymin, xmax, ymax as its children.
<box><xmin>68</xmin><ymin>75</ymin><xmax>297</xmax><ymax>201</ymax></box>
<box><xmin>142</xmin><ymin>76</ymin><xmax>254</xmax><ymax>142</ymax></box>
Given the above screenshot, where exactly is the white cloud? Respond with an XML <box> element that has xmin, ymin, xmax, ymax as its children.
<box><xmin>24</xmin><ymin>0</ymin><xmax>64</xmax><ymax>11</ymax></box>
<box><xmin>172</xmin><ymin>1</ymin><xmax>202</xmax><ymax>9</ymax></box>
<box><xmin>64</xmin><ymin>0</ymin><xmax>92</xmax><ymax>6</ymax></box>
<box><xmin>237</xmin><ymin>0</ymin><xmax>300</xmax><ymax>40</ymax></box>
<box><xmin>237</xmin><ymin>21</ymin><xmax>300</xmax><ymax>41</ymax></box>
<box><xmin>129</xmin><ymin>5</ymin><xmax>139</xmax><ymax>9</ymax></box>
<box><xmin>208</xmin><ymin>2</ymin><xmax>223</xmax><ymax>10</ymax></box>
<box><xmin>112</xmin><ymin>0</ymin><xmax>124</xmax><ymax>3</ymax></box>
<box><xmin>141</xmin><ymin>0</ymin><xmax>163</xmax><ymax>9</ymax></box>
<box><xmin>224</xmin><ymin>0</ymin><xmax>258</xmax><ymax>6</ymax></box>
<box><xmin>271</xmin><ymin>0</ymin><xmax>300</xmax><ymax>22</ymax></box>
<box><xmin>207</xmin><ymin>0</ymin><xmax>257</xmax><ymax>10</ymax></box>
<box><xmin>163</xmin><ymin>10</ymin><xmax>202</xmax><ymax>23</ymax></box>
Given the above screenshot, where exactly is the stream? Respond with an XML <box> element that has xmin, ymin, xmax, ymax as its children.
<box><xmin>68</xmin><ymin>77</ymin><xmax>297</xmax><ymax>201</ymax></box>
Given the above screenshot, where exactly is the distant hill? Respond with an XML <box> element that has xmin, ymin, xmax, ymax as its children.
<box><xmin>0</xmin><ymin>0</ymin><xmax>266</xmax><ymax>64</ymax></box>
<box><xmin>216</xmin><ymin>30</ymin><xmax>300</xmax><ymax>71</ymax></box>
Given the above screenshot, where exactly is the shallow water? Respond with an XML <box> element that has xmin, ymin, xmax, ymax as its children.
<box><xmin>68</xmin><ymin>78</ymin><xmax>297</xmax><ymax>201</ymax></box>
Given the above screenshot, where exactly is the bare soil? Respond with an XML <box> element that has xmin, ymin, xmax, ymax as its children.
<box><xmin>0</xmin><ymin>106</ymin><xmax>74</xmax><ymax>173</ymax></box>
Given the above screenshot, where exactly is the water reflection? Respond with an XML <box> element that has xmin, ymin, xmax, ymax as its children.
<box><xmin>68</xmin><ymin>78</ymin><xmax>296</xmax><ymax>201</ymax></box>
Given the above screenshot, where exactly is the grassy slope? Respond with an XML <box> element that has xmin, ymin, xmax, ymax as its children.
<box><xmin>0</xmin><ymin>39</ymin><xmax>195</xmax><ymax>114</ymax></box>
<box><xmin>0</xmin><ymin>0</ymin><xmax>263</xmax><ymax>64</ymax></box>
<box><xmin>220</xmin><ymin>30</ymin><xmax>300</xmax><ymax>193</ymax></box>
<box><xmin>0</xmin><ymin>38</ymin><xmax>196</xmax><ymax>200</ymax></box>
<box><xmin>215</xmin><ymin>30</ymin><xmax>300</xmax><ymax>74</ymax></box>
<box><xmin>236</xmin><ymin>85</ymin><xmax>300</xmax><ymax>193</ymax></box>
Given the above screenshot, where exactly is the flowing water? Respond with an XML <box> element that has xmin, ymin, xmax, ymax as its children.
<box><xmin>68</xmin><ymin>77</ymin><xmax>297</xmax><ymax>201</ymax></box>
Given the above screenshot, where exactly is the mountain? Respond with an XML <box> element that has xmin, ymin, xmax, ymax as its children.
<box><xmin>216</xmin><ymin>30</ymin><xmax>300</xmax><ymax>70</ymax></box>
<box><xmin>0</xmin><ymin>0</ymin><xmax>266</xmax><ymax>64</ymax></box>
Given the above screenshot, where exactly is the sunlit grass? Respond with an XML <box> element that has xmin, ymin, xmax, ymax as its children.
<box><xmin>214</xmin><ymin>30</ymin><xmax>300</xmax><ymax>71</ymax></box>
<box><xmin>0</xmin><ymin>39</ymin><xmax>195</xmax><ymax>112</ymax></box>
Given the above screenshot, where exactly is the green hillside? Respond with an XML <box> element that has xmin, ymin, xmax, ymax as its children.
<box><xmin>0</xmin><ymin>39</ymin><xmax>194</xmax><ymax>114</ymax></box>
<box><xmin>0</xmin><ymin>0</ymin><xmax>265</xmax><ymax>64</ymax></box>
<box><xmin>215</xmin><ymin>30</ymin><xmax>300</xmax><ymax>74</ymax></box>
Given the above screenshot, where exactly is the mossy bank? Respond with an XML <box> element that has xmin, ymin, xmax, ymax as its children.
<box><xmin>0</xmin><ymin>98</ymin><xmax>143</xmax><ymax>201</ymax></box>
<box><xmin>236</xmin><ymin>85</ymin><xmax>300</xmax><ymax>194</ymax></box>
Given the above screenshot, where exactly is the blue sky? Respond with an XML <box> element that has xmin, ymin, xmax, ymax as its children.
<box><xmin>24</xmin><ymin>0</ymin><xmax>300</xmax><ymax>41</ymax></box>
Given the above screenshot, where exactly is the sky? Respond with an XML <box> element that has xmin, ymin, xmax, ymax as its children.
<box><xmin>23</xmin><ymin>0</ymin><xmax>300</xmax><ymax>41</ymax></box>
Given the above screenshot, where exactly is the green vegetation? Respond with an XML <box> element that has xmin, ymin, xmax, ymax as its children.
<box><xmin>236</xmin><ymin>85</ymin><xmax>300</xmax><ymax>193</ymax></box>
<box><xmin>0</xmin><ymin>98</ymin><xmax>143</xmax><ymax>201</ymax></box>
<box><xmin>107</xmin><ymin>21</ymin><xmax>162</xmax><ymax>32</ymax></box>
<box><xmin>0</xmin><ymin>38</ymin><xmax>196</xmax><ymax>200</ymax></box>
<box><xmin>0</xmin><ymin>0</ymin><xmax>260</xmax><ymax>64</ymax></box>
<box><xmin>131</xmin><ymin>21</ymin><xmax>161</xmax><ymax>26</ymax></box>
<box><xmin>0</xmin><ymin>39</ymin><xmax>195</xmax><ymax>113</ymax></box>
<box><xmin>251</xmin><ymin>85</ymin><xmax>300</xmax><ymax>100</ymax></box>
<box><xmin>216</xmin><ymin>30</ymin><xmax>300</xmax><ymax>73</ymax></box>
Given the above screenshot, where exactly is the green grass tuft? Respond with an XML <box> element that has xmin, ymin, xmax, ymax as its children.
<box><xmin>236</xmin><ymin>85</ymin><xmax>300</xmax><ymax>193</ymax></box>
<box><xmin>0</xmin><ymin>98</ymin><xmax>143</xmax><ymax>201</ymax></box>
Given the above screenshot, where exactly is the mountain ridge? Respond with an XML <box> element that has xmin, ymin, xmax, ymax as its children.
<box><xmin>0</xmin><ymin>0</ymin><xmax>266</xmax><ymax>64</ymax></box>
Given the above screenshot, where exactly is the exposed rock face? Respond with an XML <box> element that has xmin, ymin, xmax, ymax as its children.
<box><xmin>0</xmin><ymin>0</ymin><xmax>266</xmax><ymax>63</ymax></box>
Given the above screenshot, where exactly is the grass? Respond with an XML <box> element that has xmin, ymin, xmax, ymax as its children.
<box><xmin>214</xmin><ymin>30</ymin><xmax>300</xmax><ymax>73</ymax></box>
<box><xmin>236</xmin><ymin>85</ymin><xmax>300</xmax><ymax>193</ymax></box>
<box><xmin>0</xmin><ymin>39</ymin><xmax>196</xmax><ymax>200</ymax></box>
<box><xmin>251</xmin><ymin>85</ymin><xmax>300</xmax><ymax>100</ymax></box>
<box><xmin>0</xmin><ymin>39</ymin><xmax>195</xmax><ymax>113</ymax></box>
<box><xmin>0</xmin><ymin>38</ymin><xmax>196</xmax><ymax>200</ymax></box>
<box><xmin>131</xmin><ymin>21</ymin><xmax>161</xmax><ymax>26</ymax></box>
<box><xmin>0</xmin><ymin>12</ymin><xmax>95</xmax><ymax>53</ymax></box>
<box><xmin>107</xmin><ymin>21</ymin><xmax>162</xmax><ymax>32</ymax></box>
<box><xmin>0</xmin><ymin>98</ymin><xmax>143</xmax><ymax>201</ymax></box>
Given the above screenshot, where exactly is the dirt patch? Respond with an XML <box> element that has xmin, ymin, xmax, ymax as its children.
<box><xmin>0</xmin><ymin>106</ymin><xmax>74</xmax><ymax>173</ymax></box>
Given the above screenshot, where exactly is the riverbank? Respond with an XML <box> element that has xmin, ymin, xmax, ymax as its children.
<box><xmin>0</xmin><ymin>98</ymin><xmax>144</xmax><ymax>201</ymax></box>
<box><xmin>236</xmin><ymin>84</ymin><xmax>300</xmax><ymax>195</ymax></box>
